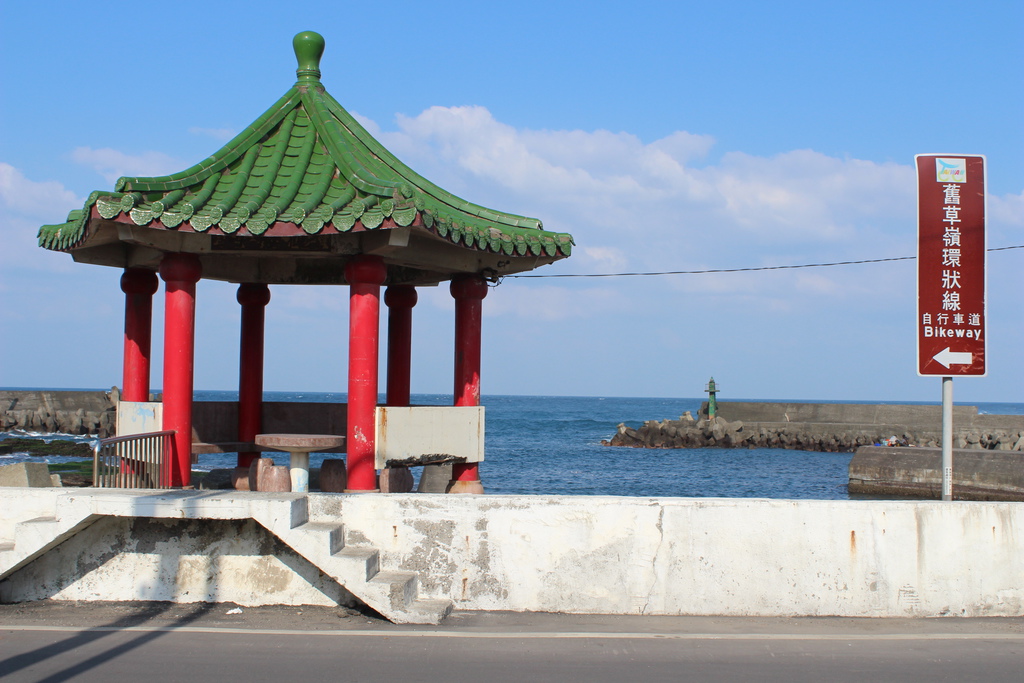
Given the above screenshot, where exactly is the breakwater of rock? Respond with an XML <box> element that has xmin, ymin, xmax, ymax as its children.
<box><xmin>1</xmin><ymin>390</ymin><xmax>118</xmax><ymax>438</ymax></box>
<box><xmin>603</xmin><ymin>402</ymin><xmax>1024</xmax><ymax>453</ymax></box>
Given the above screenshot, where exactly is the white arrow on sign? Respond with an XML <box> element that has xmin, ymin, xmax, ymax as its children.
<box><xmin>933</xmin><ymin>347</ymin><xmax>973</xmax><ymax>369</ymax></box>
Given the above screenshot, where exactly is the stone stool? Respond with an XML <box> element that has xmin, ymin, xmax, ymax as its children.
<box><xmin>380</xmin><ymin>466</ymin><xmax>414</xmax><ymax>493</ymax></box>
<box><xmin>248</xmin><ymin>458</ymin><xmax>274</xmax><ymax>491</ymax></box>
<box><xmin>261</xmin><ymin>465</ymin><xmax>291</xmax><ymax>492</ymax></box>
<box><xmin>320</xmin><ymin>459</ymin><xmax>348</xmax><ymax>492</ymax></box>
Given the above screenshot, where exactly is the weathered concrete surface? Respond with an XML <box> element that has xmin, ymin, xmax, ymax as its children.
<box><xmin>321</xmin><ymin>494</ymin><xmax>1024</xmax><ymax>618</ymax></box>
<box><xmin>849</xmin><ymin>446</ymin><xmax>1024</xmax><ymax>500</ymax></box>
<box><xmin>3</xmin><ymin>490</ymin><xmax>1022</xmax><ymax>619</ymax></box>
<box><xmin>418</xmin><ymin>463</ymin><xmax>453</xmax><ymax>492</ymax></box>
<box><xmin>0</xmin><ymin>490</ymin><xmax>450</xmax><ymax>624</ymax></box>
<box><xmin>0</xmin><ymin>516</ymin><xmax>351</xmax><ymax>606</ymax></box>
<box><xmin>0</xmin><ymin>462</ymin><xmax>56</xmax><ymax>488</ymax></box>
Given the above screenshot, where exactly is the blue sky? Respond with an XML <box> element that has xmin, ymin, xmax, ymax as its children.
<box><xmin>1</xmin><ymin>0</ymin><xmax>1021</xmax><ymax>403</ymax></box>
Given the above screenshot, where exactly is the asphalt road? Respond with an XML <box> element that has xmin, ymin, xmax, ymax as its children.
<box><xmin>1</xmin><ymin>602</ymin><xmax>1022</xmax><ymax>682</ymax></box>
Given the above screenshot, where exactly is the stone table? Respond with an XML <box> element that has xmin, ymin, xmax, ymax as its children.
<box><xmin>254</xmin><ymin>434</ymin><xmax>346</xmax><ymax>493</ymax></box>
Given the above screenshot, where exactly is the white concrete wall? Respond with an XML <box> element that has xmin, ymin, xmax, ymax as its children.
<box><xmin>1</xmin><ymin>514</ymin><xmax>353</xmax><ymax>607</ymax></box>
<box><xmin>0</xmin><ymin>488</ymin><xmax>60</xmax><ymax>541</ymax></box>
<box><xmin>2</xmin><ymin>489</ymin><xmax>1022</xmax><ymax>617</ymax></box>
<box><xmin>319</xmin><ymin>494</ymin><xmax>1024</xmax><ymax>617</ymax></box>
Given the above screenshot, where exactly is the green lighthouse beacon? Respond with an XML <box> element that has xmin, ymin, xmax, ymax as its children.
<box><xmin>705</xmin><ymin>377</ymin><xmax>719</xmax><ymax>419</ymax></box>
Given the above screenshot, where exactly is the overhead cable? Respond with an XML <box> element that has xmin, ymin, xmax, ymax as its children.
<box><xmin>506</xmin><ymin>244</ymin><xmax>1023</xmax><ymax>279</ymax></box>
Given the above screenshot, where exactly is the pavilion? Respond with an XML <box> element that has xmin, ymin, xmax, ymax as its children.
<box><xmin>38</xmin><ymin>31</ymin><xmax>574</xmax><ymax>493</ymax></box>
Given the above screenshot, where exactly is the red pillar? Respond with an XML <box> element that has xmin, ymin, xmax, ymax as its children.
<box><xmin>159</xmin><ymin>253</ymin><xmax>202</xmax><ymax>488</ymax></box>
<box><xmin>345</xmin><ymin>256</ymin><xmax>387</xmax><ymax>491</ymax></box>
<box><xmin>120</xmin><ymin>268</ymin><xmax>159</xmax><ymax>403</ymax></box>
<box><xmin>450</xmin><ymin>274</ymin><xmax>487</xmax><ymax>493</ymax></box>
<box><xmin>384</xmin><ymin>285</ymin><xmax>417</xmax><ymax>407</ymax></box>
<box><xmin>237</xmin><ymin>283</ymin><xmax>271</xmax><ymax>468</ymax></box>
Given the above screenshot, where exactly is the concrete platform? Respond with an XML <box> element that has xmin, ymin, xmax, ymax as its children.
<box><xmin>2</xmin><ymin>488</ymin><xmax>1023</xmax><ymax>622</ymax></box>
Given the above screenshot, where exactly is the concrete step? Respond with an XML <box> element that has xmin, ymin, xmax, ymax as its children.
<box><xmin>360</xmin><ymin>569</ymin><xmax>452</xmax><ymax>624</ymax></box>
<box><xmin>122</xmin><ymin>493</ymin><xmax>456</xmax><ymax>625</ymax></box>
<box><xmin>1</xmin><ymin>513</ymin><xmax>96</xmax><ymax>580</ymax></box>
<box><xmin>290</xmin><ymin>521</ymin><xmax>345</xmax><ymax>555</ymax></box>
<box><xmin>333</xmin><ymin>547</ymin><xmax>379</xmax><ymax>581</ymax></box>
<box><xmin>368</xmin><ymin>570</ymin><xmax>419</xmax><ymax>611</ymax></box>
<box><xmin>12</xmin><ymin>517</ymin><xmax>61</xmax><ymax>555</ymax></box>
<box><xmin>401</xmin><ymin>598</ymin><xmax>455</xmax><ymax>626</ymax></box>
<box><xmin>269</xmin><ymin>518</ymin><xmax>453</xmax><ymax>624</ymax></box>
<box><xmin>0</xmin><ymin>540</ymin><xmax>16</xmax><ymax>566</ymax></box>
<box><xmin>20</xmin><ymin>516</ymin><xmax>59</xmax><ymax>526</ymax></box>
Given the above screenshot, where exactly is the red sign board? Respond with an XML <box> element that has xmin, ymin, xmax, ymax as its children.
<box><xmin>916</xmin><ymin>154</ymin><xmax>986</xmax><ymax>376</ymax></box>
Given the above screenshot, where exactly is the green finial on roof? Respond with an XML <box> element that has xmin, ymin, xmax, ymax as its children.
<box><xmin>293</xmin><ymin>31</ymin><xmax>324</xmax><ymax>83</ymax></box>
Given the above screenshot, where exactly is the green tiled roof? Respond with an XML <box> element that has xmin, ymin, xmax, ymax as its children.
<box><xmin>39</xmin><ymin>31</ymin><xmax>573</xmax><ymax>261</ymax></box>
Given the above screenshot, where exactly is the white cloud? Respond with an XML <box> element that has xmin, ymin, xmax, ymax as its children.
<box><xmin>350</xmin><ymin>112</ymin><xmax>382</xmax><ymax>137</ymax></box>
<box><xmin>359</xmin><ymin>105</ymin><xmax>1011</xmax><ymax>314</ymax></box>
<box><xmin>272</xmin><ymin>285</ymin><xmax>349</xmax><ymax>314</ymax></box>
<box><xmin>372</xmin><ymin>106</ymin><xmax>927</xmax><ymax>271</ymax></box>
<box><xmin>485</xmin><ymin>284</ymin><xmax>631</xmax><ymax>321</ymax></box>
<box><xmin>410</xmin><ymin>279</ymin><xmax>629</xmax><ymax>323</ymax></box>
<box><xmin>13</xmin><ymin>116</ymin><xmax>1015</xmax><ymax>345</ymax></box>
<box><xmin>0</xmin><ymin>163</ymin><xmax>83</xmax><ymax>272</ymax></box>
<box><xmin>0</xmin><ymin>162</ymin><xmax>80</xmax><ymax>218</ymax></box>
<box><xmin>419</xmin><ymin>285</ymin><xmax>455</xmax><ymax>313</ymax></box>
<box><xmin>793</xmin><ymin>272</ymin><xmax>842</xmax><ymax>295</ymax></box>
<box><xmin>578</xmin><ymin>246</ymin><xmax>628</xmax><ymax>271</ymax></box>
<box><xmin>71</xmin><ymin>147</ymin><xmax>184</xmax><ymax>184</ymax></box>
<box><xmin>706</xmin><ymin>150</ymin><xmax>914</xmax><ymax>240</ymax></box>
<box><xmin>0</xmin><ymin>212</ymin><xmax>79</xmax><ymax>273</ymax></box>
<box><xmin>990</xmin><ymin>190</ymin><xmax>1024</xmax><ymax>229</ymax></box>
<box><xmin>188</xmin><ymin>126</ymin><xmax>236</xmax><ymax>141</ymax></box>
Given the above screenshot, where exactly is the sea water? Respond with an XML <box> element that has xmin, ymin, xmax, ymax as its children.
<box><xmin>2</xmin><ymin>392</ymin><xmax>1021</xmax><ymax>500</ymax></box>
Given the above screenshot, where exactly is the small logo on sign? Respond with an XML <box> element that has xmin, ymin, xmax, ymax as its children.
<box><xmin>936</xmin><ymin>158</ymin><xmax>967</xmax><ymax>183</ymax></box>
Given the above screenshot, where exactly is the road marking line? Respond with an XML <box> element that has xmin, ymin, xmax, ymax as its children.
<box><xmin>2</xmin><ymin>625</ymin><xmax>1023</xmax><ymax>640</ymax></box>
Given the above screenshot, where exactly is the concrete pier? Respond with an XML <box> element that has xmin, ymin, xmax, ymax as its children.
<box><xmin>849</xmin><ymin>446</ymin><xmax>1024</xmax><ymax>501</ymax></box>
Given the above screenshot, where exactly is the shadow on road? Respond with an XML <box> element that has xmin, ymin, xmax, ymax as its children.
<box><xmin>0</xmin><ymin>602</ymin><xmax>215</xmax><ymax>682</ymax></box>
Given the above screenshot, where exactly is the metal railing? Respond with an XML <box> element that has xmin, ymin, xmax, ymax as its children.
<box><xmin>93</xmin><ymin>430</ymin><xmax>175</xmax><ymax>489</ymax></box>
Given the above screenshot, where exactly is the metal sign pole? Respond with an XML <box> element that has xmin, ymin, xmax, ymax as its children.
<box><xmin>916</xmin><ymin>154</ymin><xmax>985</xmax><ymax>502</ymax></box>
<box><xmin>941</xmin><ymin>376</ymin><xmax>953</xmax><ymax>501</ymax></box>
